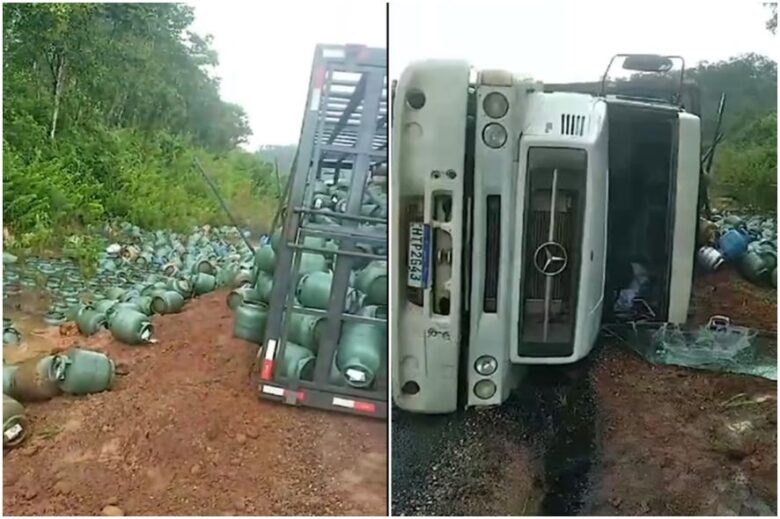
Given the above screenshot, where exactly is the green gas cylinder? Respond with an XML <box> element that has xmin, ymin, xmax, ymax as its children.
<box><xmin>277</xmin><ymin>342</ymin><xmax>316</xmax><ymax>381</ymax></box>
<box><xmin>359</xmin><ymin>305</ymin><xmax>388</xmax><ymax>319</ymax></box>
<box><xmin>233</xmin><ymin>269</ymin><xmax>254</xmax><ymax>288</ymax></box>
<box><xmin>191</xmin><ymin>272</ymin><xmax>217</xmax><ymax>296</ymax></box>
<box><xmin>193</xmin><ymin>257</ymin><xmax>216</xmax><ymax>275</ymax></box>
<box><xmin>3</xmin><ymin>365</ymin><xmax>18</xmax><ymax>394</ymax></box>
<box><xmin>740</xmin><ymin>250</ymin><xmax>772</xmax><ymax>283</ymax></box>
<box><xmin>168</xmin><ymin>278</ymin><xmax>193</xmax><ymax>299</ymax></box>
<box><xmin>9</xmin><ymin>356</ymin><xmax>61</xmax><ymax>402</ymax></box>
<box><xmin>128</xmin><ymin>296</ymin><xmax>154</xmax><ymax>316</ymax></box>
<box><xmin>109</xmin><ymin>309</ymin><xmax>153</xmax><ymax>345</ymax></box>
<box><xmin>254</xmin><ymin>272</ymin><xmax>274</xmax><ymax>303</ymax></box>
<box><xmin>66</xmin><ymin>303</ymin><xmax>92</xmax><ymax>322</ymax></box>
<box><xmin>270</xmin><ymin>227</ymin><xmax>283</xmax><ymax>253</ymax></box>
<box><xmin>93</xmin><ymin>299</ymin><xmax>119</xmax><ymax>315</ymax></box>
<box><xmin>233</xmin><ymin>300</ymin><xmax>268</xmax><ymax>344</ymax></box>
<box><xmin>49</xmin><ymin>348</ymin><xmax>115</xmax><ymax>395</ymax></box>
<box><xmin>287</xmin><ymin>313</ymin><xmax>327</xmax><ymax>353</ymax></box>
<box><xmin>255</xmin><ymin>244</ymin><xmax>276</xmax><ymax>273</ymax></box>
<box><xmin>151</xmin><ymin>291</ymin><xmax>185</xmax><ymax>315</ymax></box>
<box><xmin>104</xmin><ymin>286</ymin><xmax>126</xmax><ymax>301</ymax></box>
<box><xmin>3</xmin><ymin>326</ymin><xmax>21</xmax><ymax>346</ymax></box>
<box><xmin>3</xmin><ymin>394</ymin><xmax>29</xmax><ymax>448</ymax></box>
<box><xmin>76</xmin><ymin>309</ymin><xmax>108</xmax><ymax>336</ymax></box>
<box><xmin>299</xmin><ymin>253</ymin><xmax>328</xmax><ymax>277</ymax></box>
<box><xmin>120</xmin><ymin>289</ymin><xmax>141</xmax><ymax>303</ymax></box>
<box><xmin>296</xmin><ymin>271</ymin><xmax>334</xmax><ymax>309</ymax></box>
<box><xmin>336</xmin><ymin>322</ymin><xmax>386</xmax><ymax>389</ymax></box>
<box><xmin>227</xmin><ymin>286</ymin><xmax>251</xmax><ymax>311</ymax></box>
<box><xmin>355</xmin><ymin>261</ymin><xmax>388</xmax><ymax>305</ymax></box>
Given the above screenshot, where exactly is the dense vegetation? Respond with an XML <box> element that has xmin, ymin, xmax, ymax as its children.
<box><xmin>3</xmin><ymin>3</ymin><xmax>281</xmax><ymax>258</ymax></box>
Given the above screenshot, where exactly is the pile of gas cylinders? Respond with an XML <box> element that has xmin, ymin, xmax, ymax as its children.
<box><xmin>229</xmin><ymin>178</ymin><xmax>388</xmax><ymax>390</ymax></box>
<box><xmin>3</xmin><ymin>346</ymin><xmax>116</xmax><ymax>450</ymax></box>
<box><xmin>697</xmin><ymin>212</ymin><xmax>777</xmax><ymax>287</ymax></box>
<box><xmin>3</xmin><ymin>222</ymin><xmax>257</xmax><ymax>347</ymax></box>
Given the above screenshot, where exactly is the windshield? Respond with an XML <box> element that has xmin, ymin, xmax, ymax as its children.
<box><xmin>601</xmin><ymin>54</ymin><xmax>685</xmax><ymax>106</ymax></box>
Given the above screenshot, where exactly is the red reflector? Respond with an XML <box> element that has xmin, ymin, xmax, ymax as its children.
<box><xmin>260</xmin><ymin>359</ymin><xmax>274</xmax><ymax>380</ymax></box>
<box><xmin>354</xmin><ymin>401</ymin><xmax>376</xmax><ymax>413</ymax></box>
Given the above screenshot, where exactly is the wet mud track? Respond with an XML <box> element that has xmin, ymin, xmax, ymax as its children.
<box><xmin>392</xmin><ymin>360</ymin><xmax>600</xmax><ymax>516</ymax></box>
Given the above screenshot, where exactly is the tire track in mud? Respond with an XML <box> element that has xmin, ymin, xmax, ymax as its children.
<box><xmin>391</xmin><ymin>360</ymin><xmax>600</xmax><ymax>516</ymax></box>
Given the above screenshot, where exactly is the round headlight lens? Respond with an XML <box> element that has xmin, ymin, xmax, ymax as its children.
<box><xmin>474</xmin><ymin>355</ymin><xmax>498</xmax><ymax>376</ymax></box>
<box><xmin>483</xmin><ymin>92</ymin><xmax>509</xmax><ymax>119</ymax></box>
<box><xmin>482</xmin><ymin>123</ymin><xmax>507</xmax><ymax>149</ymax></box>
<box><xmin>474</xmin><ymin>379</ymin><xmax>497</xmax><ymax>400</ymax></box>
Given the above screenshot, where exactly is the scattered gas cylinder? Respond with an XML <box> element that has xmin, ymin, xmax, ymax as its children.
<box><xmin>233</xmin><ymin>269</ymin><xmax>254</xmax><ymax>288</ymax></box>
<box><xmin>76</xmin><ymin>309</ymin><xmax>108</xmax><ymax>336</ymax></box>
<box><xmin>227</xmin><ymin>286</ymin><xmax>252</xmax><ymax>311</ymax></box>
<box><xmin>277</xmin><ymin>342</ymin><xmax>316</xmax><ymax>381</ymax></box>
<box><xmin>151</xmin><ymin>291</ymin><xmax>185</xmax><ymax>315</ymax></box>
<box><xmin>128</xmin><ymin>296</ymin><xmax>154</xmax><ymax>315</ymax></box>
<box><xmin>718</xmin><ymin>229</ymin><xmax>750</xmax><ymax>261</ymax></box>
<box><xmin>739</xmin><ymin>250</ymin><xmax>771</xmax><ymax>283</ymax></box>
<box><xmin>9</xmin><ymin>356</ymin><xmax>61</xmax><ymax>402</ymax></box>
<box><xmin>697</xmin><ymin>246</ymin><xmax>724</xmax><ymax>272</ymax></box>
<box><xmin>43</xmin><ymin>311</ymin><xmax>67</xmax><ymax>326</ymax></box>
<box><xmin>168</xmin><ymin>278</ymin><xmax>193</xmax><ymax>299</ymax></box>
<box><xmin>3</xmin><ymin>326</ymin><xmax>21</xmax><ymax>346</ymax></box>
<box><xmin>3</xmin><ymin>394</ymin><xmax>29</xmax><ymax>449</ymax></box>
<box><xmin>104</xmin><ymin>286</ymin><xmax>126</xmax><ymax>301</ymax></box>
<box><xmin>49</xmin><ymin>348</ymin><xmax>115</xmax><ymax>395</ymax></box>
<box><xmin>355</xmin><ymin>261</ymin><xmax>388</xmax><ymax>305</ymax></box>
<box><xmin>92</xmin><ymin>299</ymin><xmax>118</xmax><ymax>315</ymax></box>
<box><xmin>193</xmin><ymin>257</ymin><xmax>216</xmax><ymax>275</ymax></box>
<box><xmin>233</xmin><ymin>300</ymin><xmax>268</xmax><ymax>344</ymax></box>
<box><xmin>3</xmin><ymin>365</ymin><xmax>18</xmax><ymax>394</ymax></box>
<box><xmin>287</xmin><ymin>313</ymin><xmax>327</xmax><ymax>352</ymax></box>
<box><xmin>336</xmin><ymin>322</ymin><xmax>385</xmax><ymax>389</ymax></box>
<box><xmin>191</xmin><ymin>272</ymin><xmax>217</xmax><ymax>296</ymax></box>
<box><xmin>255</xmin><ymin>244</ymin><xmax>276</xmax><ymax>273</ymax></box>
<box><xmin>109</xmin><ymin>309</ymin><xmax>154</xmax><ymax>345</ymax></box>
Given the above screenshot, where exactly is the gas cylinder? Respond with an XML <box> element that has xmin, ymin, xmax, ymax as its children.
<box><xmin>270</xmin><ymin>227</ymin><xmax>283</xmax><ymax>253</ymax></box>
<box><xmin>151</xmin><ymin>291</ymin><xmax>185</xmax><ymax>315</ymax></box>
<box><xmin>10</xmin><ymin>355</ymin><xmax>61</xmax><ymax>401</ymax></box>
<box><xmin>3</xmin><ymin>394</ymin><xmax>29</xmax><ymax>448</ymax></box>
<box><xmin>4</xmin><ymin>365</ymin><xmax>18</xmax><ymax>394</ymax></box>
<box><xmin>299</xmin><ymin>253</ymin><xmax>328</xmax><ymax>277</ymax></box>
<box><xmin>104</xmin><ymin>286</ymin><xmax>126</xmax><ymax>301</ymax></box>
<box><xmin>233</xmin><ymin>269</ymin><xmax>254</xmax><ymax>288</ymax></box>
<box><xmin>168</xmin><ymin>278</ymin><xmax>193</xmax><ymax>299</ymax></box>
<box><xmin>191</xmin><ymin>272</ymin><xmax>217</xmax><ymax>296</ymax></box>
<box><xmin>93</xmin><ymin>299</ymin><xmax>118</xmax><ymax>315</ymax></box>
<box><xmin>336</xmin><ymin>322</ymin><xmax>386</xmax><ymax>389</ymax></box>
<box><xmin>355</xmin><ymin>261</ymin><xmax>388</xmax><ymax>305</ymax></box>
<box><xmin>120</xmin><ymin>289</ymin><xmax>141</xmax><ymax>303</ymax></box>
<box><xmin>297</xmin><ymin>271</ymin><xmax>334</xmax><ymax>309</ymax></box>
<box><xmin>718</xmin><ymin>229</ymin><xmax>750</xmax><ymax>261</ymax></box>
<box><xmin>287</xmin><ymin>313</ymin><xmax>327</xmax><ymax>352</ymax></box>
<box><xmin>359</xmin><ymin>305</ymin><xmax>388</xmax><ymax>319</ymax></box>
<box><xmin>128</xmin><ymin>296</ymin><xmax>154</xmax><ymax>316</ymax></box>
<box><xmin>277</xmin><ymin>342</ymin><xmax>316</xmax><ymax>381</ymax></box>
<box><xmin>76</xmin><ymin>309</ymin><xmax>108</xmax><ymax>336</ymax></box>
<box><xmin>697</xmin><ymin>246</ymin><xmax>724</xmax><ymax>272</ymax></box>
<box><xmin>254</xmin><ymin>272</ymin><xmax>274</xmax><ymax>303</ymax></box>
<box><xmin>49</xmin><ymin>348</ymin><xmax>115</xmax><ymax>395</ymax></box>
<box><xmin>227</xmin><ymin>286</ymin><xmax>251</xmax><ymax>311</ymax></box>
<box><xmin>3</xmin><ymin>326</ymin><xmax>21</xmax><ymax>346</ymax></box>
<box><xmin>255</xmin><ymin>244</ymin><xmax>276</xmax><ymax>273</ymax></box>
<box><xmin>193</xmin><ymin>257</ymin><xmax>216</xmax><ymax>275</ymax></box>
<box><xmin>233</xmin><ymin>300</ymin><xmax>268</xmax><ymax>344</ymax></box>
<box><xmin>109</xmin><ymin>309</ymin><xmax>154</xmax><ymax>345</ymax></box>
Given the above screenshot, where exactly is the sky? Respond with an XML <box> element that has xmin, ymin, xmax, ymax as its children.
<box><xmin>190</xmin><ymin>1</ymin><xmax>774</xmax><ymax>150</ymax></box>
<box><xmin>390</xmin><ymin>0</ymin><xmax>777</xmax><ymax>81</ymax></box>
<box><xmin>189</xmin><ymin>1</ymin><xmax>387</xmax><ymax>149</ymax></box>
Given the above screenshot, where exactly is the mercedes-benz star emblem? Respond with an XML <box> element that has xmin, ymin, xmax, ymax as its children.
<box><xmin>533</xmin><ymin>241</ymin><xmax>568</xmax><ymax>277</ymax></box>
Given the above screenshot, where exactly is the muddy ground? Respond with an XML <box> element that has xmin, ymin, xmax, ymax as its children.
<box><xmin>3</xmin><ymin>290</ymin><xmax>387</xmax><ymax>516</ymax></box>
<box><xmin>392</xmin><ymin>266</ymin><xmax>777</xmax><ymax>516</ymax></box>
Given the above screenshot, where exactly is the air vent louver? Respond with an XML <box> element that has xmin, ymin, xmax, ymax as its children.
<box><xmin>560</xmin><ymin>114</ymin><xmax>586</xmax><ymax>136</ymax></box>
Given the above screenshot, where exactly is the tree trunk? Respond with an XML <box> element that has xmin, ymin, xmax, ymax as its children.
<box><xmin>49</xmin><ymin>56</ymin><xmax>66</xmax><ymax>140</ymax></box>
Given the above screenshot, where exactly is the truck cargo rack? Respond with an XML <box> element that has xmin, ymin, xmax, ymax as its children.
<box><xmin>257</xmin><ymin>44</ymin><xmax>388</xmax><ymax>419</ymax></box>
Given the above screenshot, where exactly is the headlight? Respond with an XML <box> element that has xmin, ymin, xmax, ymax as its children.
<box><xmin>483</xmin><ymin>92</ymin><xmax>508</xmax><ymax>119</ymax></box>
<box><xmin>482</xmin><ymin>123</ymin><xmax>507</xmax><ymax>149</ymax></box>
<box><xmin>474</xmin><ymin>379</ymin><xmax>497</xmax><ymax>400</ymax></box>
<box><xmin>474</xmin><ymin>355</ymin><xmax>498</xmax><ymax>376</ymax></box>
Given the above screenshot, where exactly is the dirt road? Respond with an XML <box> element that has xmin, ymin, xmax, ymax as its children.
<box><xmin>392</xmin><ymin>266</ymin><xmax>776</xmax><ymax>516</ymax></box>
<box><xmin>3</xmin><ymin>291</ymin><xmax>387</xmax><ymax>516</ymax></box>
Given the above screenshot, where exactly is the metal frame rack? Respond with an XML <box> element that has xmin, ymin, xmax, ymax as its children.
<box><xmin>257</xmin><ymin>44</ymin><xmax>388</xmax><ymax>419</ymax></box>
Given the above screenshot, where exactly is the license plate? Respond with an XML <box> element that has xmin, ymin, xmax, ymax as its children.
<box><xmin>407</xmin><ymin>222</ymin><xmax>430</xmax><ymax>288</ymax></box>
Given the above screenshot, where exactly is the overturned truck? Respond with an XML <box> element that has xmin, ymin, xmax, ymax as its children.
<box><xmin>392</xmin><ymin>54</ymin><xmax>701</xmax><ymax>413</ymax></box>
<box><xmin>242</xmin><ymin>44</ymin><xmax>388</xmax><ymax>418</ymax></box>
